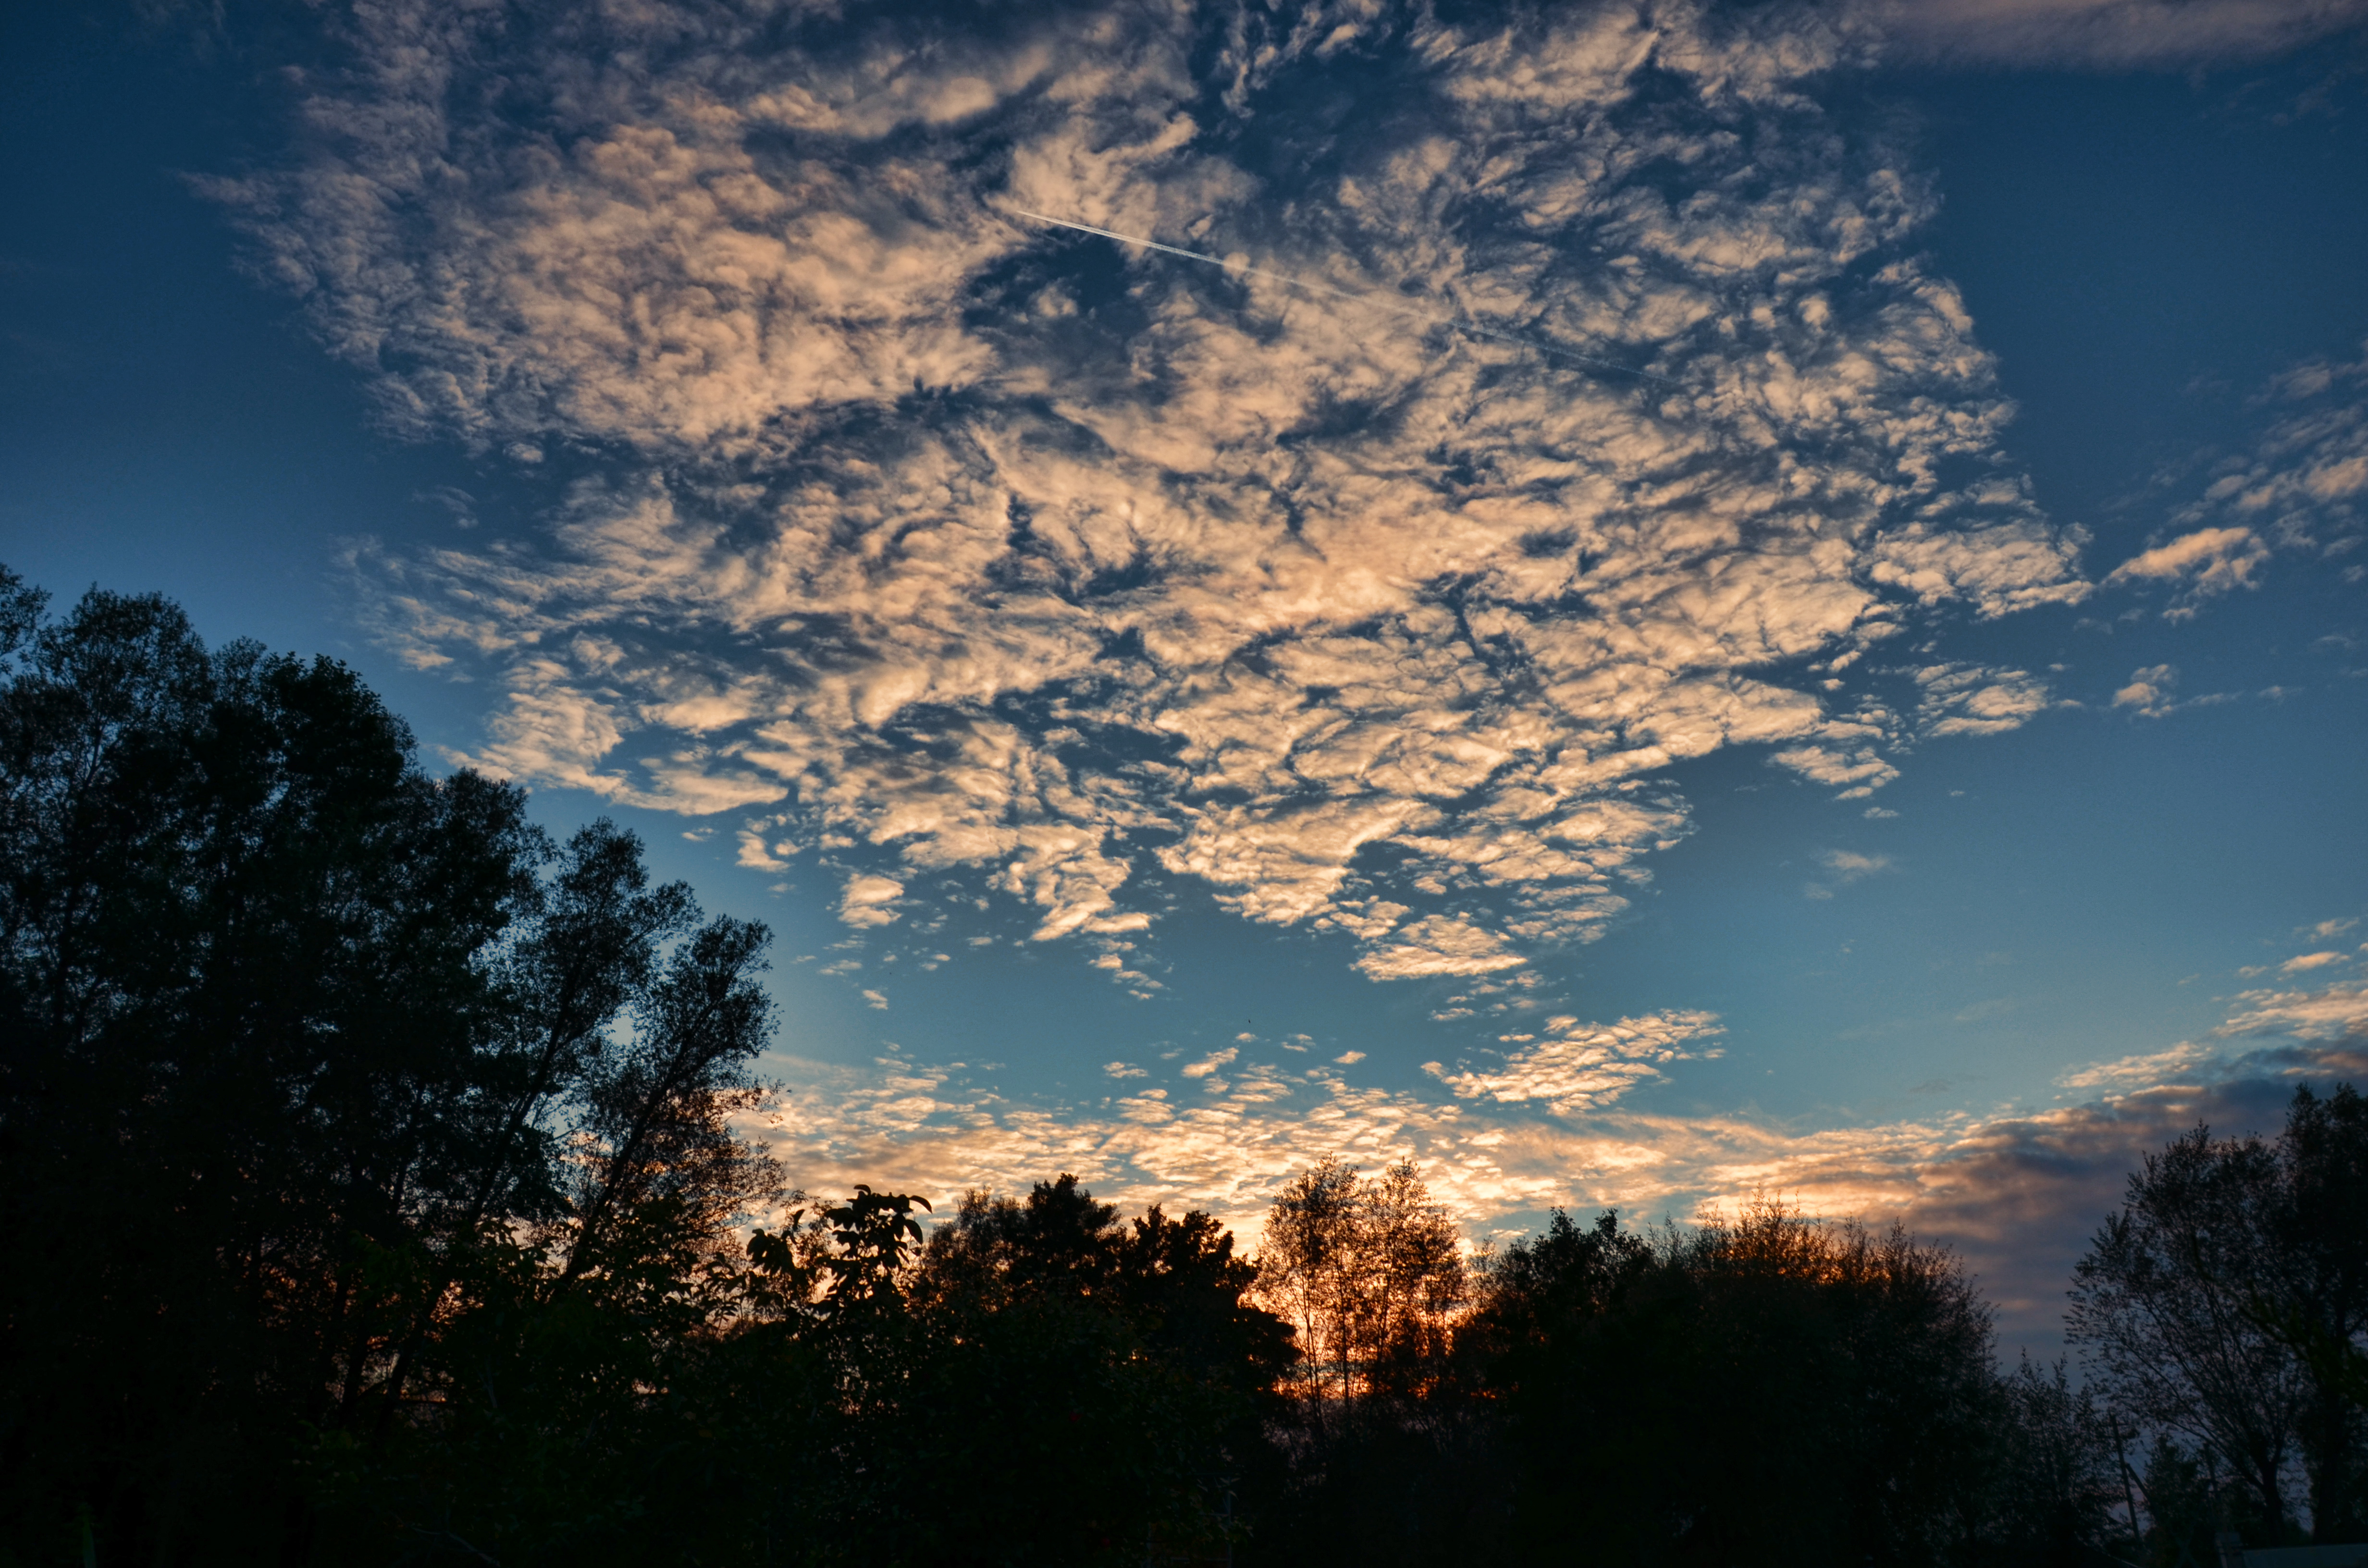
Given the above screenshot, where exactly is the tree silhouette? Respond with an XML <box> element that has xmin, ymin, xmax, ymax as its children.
<box><xmin>2072</xmin><ymin>1084</ymin><xmax>2368</xmax><ymax>1546</ymax></box>
<box><xmin>18</xmin><ymin>562</ymin><xmax>2348</xmax><ymax>1567</ymax></box>
<box><xmin>1257</xmin><ymin>1157</ymin><xmax>1465</xmax><ymax>1407</ymax></box>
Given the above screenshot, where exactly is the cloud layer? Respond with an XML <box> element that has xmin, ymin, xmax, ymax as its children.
<box><xmin>235</xmin><ymin>0</ymin><xmax>2093</xmax><ymax>979</ymax></box>
<box><xmin>1876</xmin><ymin>0</ymin><xmax>2368</xmax><ymax>67</ymax></box>
<box><xmin>754</xmin><ymin>982</ymin><xmax>2366</xmax><ymax>1347</ymax></box>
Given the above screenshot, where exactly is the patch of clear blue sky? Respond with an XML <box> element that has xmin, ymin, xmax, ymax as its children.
<box><xmin>2</xmin><ymin>8</ymin><xmax>2364</xmax><ymax>1146</ymax></box>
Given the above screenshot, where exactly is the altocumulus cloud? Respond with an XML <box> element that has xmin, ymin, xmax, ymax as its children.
<box><xmin>2105</xmin><ymin>341</ymin><xmax>2368</xmax><ymax>618</ymax></box>
<box><xmin>228</xmin><ymin>0</ymin><xmax>2093</xmax><ymax>982</ymax></box>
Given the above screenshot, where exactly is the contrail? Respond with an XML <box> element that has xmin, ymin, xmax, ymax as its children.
<box><xmin>1004</xmin><ymin>208</ymin><xmax>1680</xmax><ymax>387</ymax></box>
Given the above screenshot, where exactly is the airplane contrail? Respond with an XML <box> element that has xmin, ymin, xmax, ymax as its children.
<box><xmin>1004</xmin><ymin>208</ymin><xmax>1681</xmax><ymax>387</ymax></box>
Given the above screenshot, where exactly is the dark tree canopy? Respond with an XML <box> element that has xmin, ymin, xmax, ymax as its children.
<box><xmin>6</xmin><ymin>565</ymin><xmax>2360</xmax><ymax>1568</ymax></box>
<box><xmin>0</xmin><ymin>572</ymin><xmax>789</xmax><ymax>1562</ymax></box>
<box><xmin>2071</xmin><ymin>1084</ymin><xmax>2368</xmax><ymax>1549</ymax></box>
<box><xmin>0</xmin><ymin>568</ymin><xmax>1283</xmax><ymax>1568</ymax></box>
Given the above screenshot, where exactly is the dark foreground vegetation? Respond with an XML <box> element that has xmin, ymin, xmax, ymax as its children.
<box><xmin>2</xmin><ymin>569</ymin><xmax>2364</xmax><ymax>1567</ymax></box>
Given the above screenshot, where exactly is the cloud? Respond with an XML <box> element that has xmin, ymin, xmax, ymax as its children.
<box><xmin>2055</xmin><ymin>1040</ymin><xmax>2232</xmax><ymax>1091</ymax></box>
<box><xmin>1179</xmin><ymin>1047</ymin><xmax>1238</xmax><ymax>1079</ymax></box>
<box><xmin>232</xmin><ymin>0</ymin><xmax>2089</xmax><ymax>981</ymax></box>
<box><xmin>2112</xmin><ymin>663</ymin><xmax>2179</xmax><ymax>716</ymax></box>
<box><xmin>2206</xmin><ymin>346</ymin><xmax>2368</xmax><ymax>540</ymax></box>
<box><xmin>2219</xmin><ymin>979</ymin><xmax>2368</xmax><ymax>1039</ymax></box>
<box><xmin>737</xmin><ymin>822</ymin><xmax>798</xmax><ymax>871</ymax></box>
<box><xmin>2116</xmin><ymin>343</ymin><xmax>2368</xmax><ymax>616</ymax></box>
<box><xmin>753</xmin><ymin>987</ymin><xmax>2368</xmax><ymax>1352</ymax></box>
<box><xmin>2104</xmin><ymin>526</ymin><xmax>2270</xmax><ymax>616</ymax></box>
<box><xmin>838</xmin><ymin>875</ymin><xmax>907</xmax><ymax>929</ymax></box>
<box><xmin>1914</xmin><ymin>662</ymin><xmax>2055</xmax><ymax>737</ymax></box>
<box><xmin>2110</xmin><ymin>662</ymin><xmax>2238</xmax><ymax>719</ymax></box>
<box><xmin>1772</xmin><ymin>742</ymin><xmax>1902</xmax><ymax>797</ymax></box>
<box><xmin>1875</xmin><ymin>0</ymin><xmax>2368</xmax><ymax>67</ymax></box>
<box><xmin>1804</xmin><ymin>845</ymin><xmax>1893</xmax><ymax>897</ymax></box>
<box><xmin>1354</xmin><ymin>916</ymin><xmax>1528</xmax><ymax>980</ymax></box>
<box><xmin>1871</xmin><ymin>1043</ymin><xmax>2368</xmax><ymax>1344</ymax></box>
<box><xmin>1425</xmin><ymin>1010</ymin><xmax>1725</xmax><ymax>1115</ymax></box>
<box><xmin>1820</xmin><ymin>849</ymin><xmax>1894</xmax><ymax>880</ymax></box>
<box><xmin>414</xmin><ymin>484</ymin><xmax>478</xmax><ymax>528</ymax></box>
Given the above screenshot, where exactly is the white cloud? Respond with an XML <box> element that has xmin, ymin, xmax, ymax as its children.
<box><xmin>2054</xmin><ymin>1041</ymin><xmax>2229</xmax><ymax>1091</ymax></box>
<box><xmin>1179</xmin><ymin>1047</ymin><xmax>1238</xmax><ymax>1079</ymax></box>
<box><xmin>838</xmin><ymin>875</ymin><xmax>907</xmax><ymax>930</ymax></box>
<box><xmin>2104</xmin><ymin>526</ymin><xmax>2269</xmax><ymax>616</ymax></box>
<box><xmin>2207</xmin><ymin>348</ymin><xmax>2368</xmax><ymax>536</ymax></box>
<box><xmin>2281</xmin><ymin>950</ymin><xmax>2349</xmax><ymax>973</ymax></box>
<box><xmin>1820</xmin><ymin>849</ymin><xmax>1893</xmax><ymax>880</ymax></box>
<box><xmin>2116</xmin><ymin>343</ymin><xmax>2368</xmax><ymax>616</ymax></box>
<box><xmin>2110</xmin><ymin>662</ymin><xmax>2237</xmax><ymax>719</ymax></box>
<box><xmin>1355</xmin><ymin>916</ymin><xmax>1528</xmax><ymax>980</ymax></box>
<box><xmin>736</xmin><ymin>821</ymin><xmax>798</xmax><ymax>871</ymax></box>
<box><xmin>1772</xmin><ymin>742</ymin><xmax>1902</xmax><ymax>796</ymax></box>
<box><xmin>237</xmin><ymin>0</ymin><xmax>2090</xmax><ymax>981</ymax></box>
<box><xmin>1914</xmin><ymin>662</ymin><xmax>2054</xmax><ymax>738</ymax></box>
<box><xmin>2220</xmin><ymin>980</ymin><xmax>2368</xmax><ymax>1040</ymax></box>
<box><xmin>2113</xmin><ymin>663</ymin><xmax>2178</xmax><ymax>716</ymax></box>
<box><xmin>1425</xmin><ymin>1010</ymin><xmax>1724</xmax><ymax>1116</ymax></box>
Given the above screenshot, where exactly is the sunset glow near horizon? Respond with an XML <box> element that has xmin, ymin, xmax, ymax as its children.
<box><xmin>6</xmin><ymin>0</ymin><xmax>2366</xmax><ymax>1352</ymax></box>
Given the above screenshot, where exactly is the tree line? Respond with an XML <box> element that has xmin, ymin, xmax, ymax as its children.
<box><xmin>1</xmin><ymin>570</ymin><xmax>2362</xmax><ymax>1566</ymax></box>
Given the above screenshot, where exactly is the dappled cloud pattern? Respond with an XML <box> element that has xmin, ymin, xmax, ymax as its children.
<box><xmin>237</xmin><ymin>0</ymin><xmax>2088</xmax><ymax>979</ymax></box>
<box><xmin>2105</xmin><ymin>341</ymin><xmax>2368</xmax><ymax>617</ymax></box>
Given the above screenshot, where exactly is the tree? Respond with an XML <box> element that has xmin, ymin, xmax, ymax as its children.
<box><xmin>1463</xmin><ymin>1197</ymin><xmax>2003</xmax><ymax>1568</ymax></box>
<box><xmin>2072</xmin><ymin>1124</ymin><xmax>2302</xmax><ymax>1538</ymax></box>
<box><xmin>1360</xmin><ymin>1161</ymin><xmax>1468</xmax><ymax>1393</ymax></box>
<box><xmin>0</xmin><ymin>570</ymin><xmax>789</xmax><ymax>1566</ymax></box>
<box><xmin>2275</xmin><ymin>1084</ymin><xmax>2368</xmax><ymax>1538</ymax></box>
<box><xmin>1256</xmin><ymin>1157</ymin><xmax>1466</xmax><ymax>1405</ymax></box>
<box><xmin>781</xmin><ymin>1175</ymin><xmax>1290</xmax><ymax>1567</ymax></box>
<box><xmin>1978</xmin><ymin>1356</ymin><xmax>2127</xmax><ymax>1567</ymax></box>
<box><xmin>0</xmin><ymin>576</ymin><xmax>543</xmax><ymax>1561</ymax></box>
<box><xmin>2071</xmin><ymin>1086</ymin><xmax>2368</xmax><ymax>1545</ymax></box>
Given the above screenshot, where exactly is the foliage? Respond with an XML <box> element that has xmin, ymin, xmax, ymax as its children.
<box><xmin>0</xmin><ymin>573</ymin><xmax>1276</xmax><ymax>1568</ymax></box>
<box><xmin>8</xmin><ymin>564</ymin><xmax>2366</xmax><ymax>1566</ymax></box>
<box><xmin>2070</xmin><ymin>1085</ymin><xmax>2368</xmax><ymax>1544</ymax></box>
<box><xmin>1471</xmin><ymin>1198</ymin><xmax>2007</xmax><ymax>1567</ymax></box>
<box><xmin>1255</xmin><ymin>1157</ymin><xmax>1466</xmax><ymax>1405</ymax></box>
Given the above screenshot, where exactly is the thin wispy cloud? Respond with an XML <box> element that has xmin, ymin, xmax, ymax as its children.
<box><xmin>2110</xmin><ymin>662</ymin><xmax>2238</xmax><ymax>718</ymax></box>
<box><xmin>2220</xmin><ymin>977</ymin><xmax>2368</xmax><ymax>1039</ymax></box>
<box><xmin>1876</xmin><ymin>0</ymin><xmax>2368</xmax><ymax>67</ymax></box>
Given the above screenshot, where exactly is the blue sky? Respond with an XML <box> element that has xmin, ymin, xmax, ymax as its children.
<box><xmin>6</xmin><ymin>0</ymin><xmax>2366</xmax><ymax>1349</ymax></box>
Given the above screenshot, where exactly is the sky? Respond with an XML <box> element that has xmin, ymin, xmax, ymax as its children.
<box><xmin>4</xmin><ymin>0</ymin><xmax>2366</xmax><ymax>1353</ymax></box>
